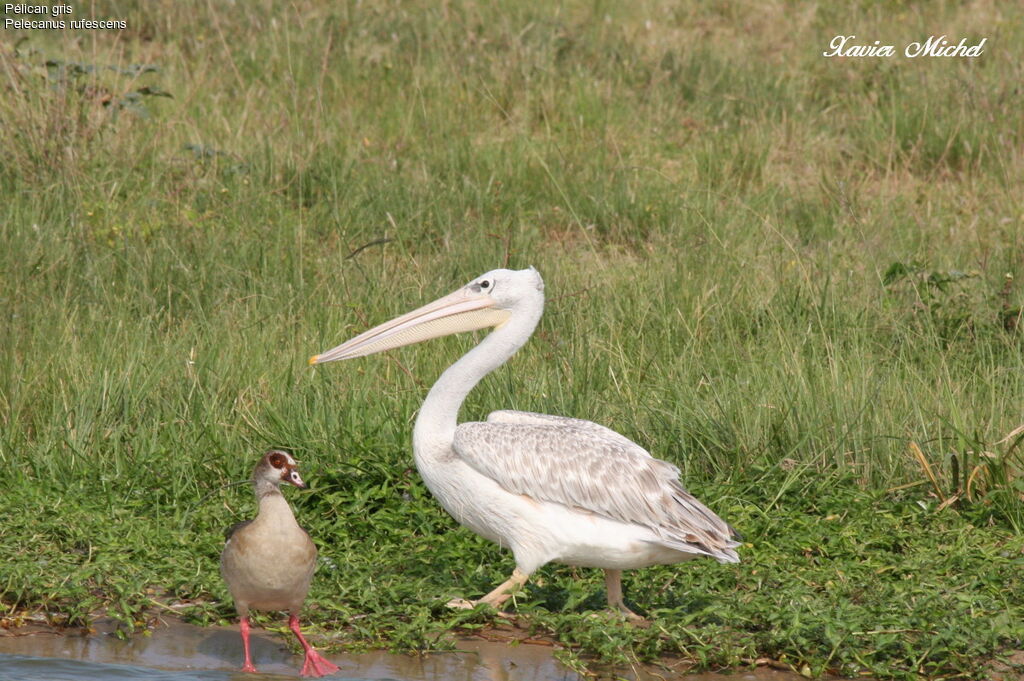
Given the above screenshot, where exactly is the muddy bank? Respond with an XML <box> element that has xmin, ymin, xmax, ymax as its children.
<box><xmin>0</xmin><ymin>616</ymin><xmax>818</xmax><ymax>681</ymax></box>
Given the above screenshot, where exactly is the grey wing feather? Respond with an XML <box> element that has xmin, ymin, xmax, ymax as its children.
<box><xmin>454</xmin><ymin>419</ymin><xmax>740</xmax><ymax>562</ymax></box>
<box><xmin>487</xmin><ymin>410</ymin><xmax>655</xmax><ymax>460</ymax></box>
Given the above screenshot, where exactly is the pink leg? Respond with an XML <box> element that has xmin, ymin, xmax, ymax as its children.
<box><xmin>289</xmin><ymin>614</ymin><xmax>339</xmax><ymax>678</ymax></box>
<box><xmin>239</xmin><ymin>616</ymin><xmax>258</xmax><ymax>673</ymax></box>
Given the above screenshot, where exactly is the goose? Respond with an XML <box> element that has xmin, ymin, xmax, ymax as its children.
<box><xmin>220</xmin><ymin>449</ymin><xmax>340</xmax><ymax>676</ymax></box>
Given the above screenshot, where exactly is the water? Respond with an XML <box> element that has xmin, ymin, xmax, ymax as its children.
<box><xmin>0</xmin><ymin>618</ymin><xmax>813</xmax><ymax>681</ymax></box>
<box><xmin>0</xmin><ymin>654</ymin><xmax>306</xmax><ymax>681</ymax></box>
<box><xmin>0</xmin><ymin>618</ymin><xmax>579</xmax><ymax>681</ymax></box>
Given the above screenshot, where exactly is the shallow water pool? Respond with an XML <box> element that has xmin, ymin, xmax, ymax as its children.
<box><xmin>0</xmin><ymin>617</ymin><xmax>811</xmax><ymax>681</ymax></box>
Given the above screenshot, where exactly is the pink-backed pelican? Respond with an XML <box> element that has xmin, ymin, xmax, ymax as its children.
<box><xmin>310</xmin><ymin>267</ymin><xmax>740</xmax><ymax>619</ymax></box>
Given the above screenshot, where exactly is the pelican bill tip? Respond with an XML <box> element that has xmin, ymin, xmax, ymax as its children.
<box><xmin>308</xmin><ymin>354</ymin><xmax>320</xmax><ymax>366</ymax></box>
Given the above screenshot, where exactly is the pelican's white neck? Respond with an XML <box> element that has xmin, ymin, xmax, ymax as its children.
<box><xmin>412</xmin><ymin>302</ymin><xmax>542</xmax><ymax>456</ymax></box>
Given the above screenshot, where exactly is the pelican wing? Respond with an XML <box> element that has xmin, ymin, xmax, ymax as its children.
<box><xmin>452</xmin><ymin>420</ymin><xmax>740</xmax><ymax>562</ymax></box>
<box><xmin>486</xmin><ymin>410</ymin><xmax>655</xmax><ymax>460</ymax></box>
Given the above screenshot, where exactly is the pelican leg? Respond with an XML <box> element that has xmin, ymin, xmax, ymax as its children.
<box><xmin>604</xmin><ymin>569</ymin><xmax>645</xmax><ymax>622</ymax></box>
<box><xmin>447</xmin><ymin>568</ymin><xmax>529</xmax><ymax>611</ymax></box>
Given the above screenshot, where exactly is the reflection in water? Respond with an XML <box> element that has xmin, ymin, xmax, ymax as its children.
<box><xmin>0</xmin><ymin>618</ymin><xmax>816</xmax><ymax>681</ymax></box>
<box><xmin>0</xmin><ymin>653</ymin><xmax>302</xmax><ymax>681</ymax></box>
<box><xmin>0</xmin><ymin>619</ymin><xmax>575</xmax><ymax>681</ymax></box>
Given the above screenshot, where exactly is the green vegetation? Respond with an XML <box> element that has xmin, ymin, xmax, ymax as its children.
<box><xmin>2</xmin><ymin>1</ymin><xmax>1023</xmax><ymax>679</ymax></box>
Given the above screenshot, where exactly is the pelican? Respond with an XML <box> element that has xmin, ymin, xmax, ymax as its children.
<box><xmin>310</xmin><ymin>268</ymin><xmax>739</xmax><ymax>619</ymax></box>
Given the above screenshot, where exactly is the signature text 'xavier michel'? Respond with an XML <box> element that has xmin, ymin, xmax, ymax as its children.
<box><xmin>823</xmin><ymin>35</ymin><xmax>986</xmax><ymax>58</ymax></box>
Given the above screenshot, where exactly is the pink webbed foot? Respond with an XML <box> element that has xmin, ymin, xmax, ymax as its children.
<box><xmin>289</xmin><ymin>614</ymin><xmax>339</xmax><ymax>678</ymax></box>
<box><xmin>300</xmin><ymin>649</ymin><xmax>340</xmax><ymax>678</ymax></box>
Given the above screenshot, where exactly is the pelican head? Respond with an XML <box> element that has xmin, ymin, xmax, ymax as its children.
<box><xmin>310</xmin><ymin>267</ymin><xmax>545</xmax><ymax>365</ymax></box>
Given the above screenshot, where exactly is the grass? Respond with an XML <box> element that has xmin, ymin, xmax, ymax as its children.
<box><xmin>1</xmin><ymin>1</ymin><xmax>1024</xmax><ymax>678</ymax></box>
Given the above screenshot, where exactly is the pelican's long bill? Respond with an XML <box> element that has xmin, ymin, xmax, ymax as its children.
<box><xmin>309</xmin><ymin>287</ymin><xmax>511</xmax><ymax>365</ymax></box>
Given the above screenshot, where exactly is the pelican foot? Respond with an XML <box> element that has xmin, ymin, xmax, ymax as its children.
<box><xmin>588</xmin><ymin>606</ymin><xmax>649</xmax><ymax>626</ymax></box>
<box><xmin>446</xmin><ymin>598</ymin><xmax>478</xmax><ymax>610</ymax></box>
<box><xmin>446</xmin><ymin>569</ymin><xmax>528</xmax><ymax>615</ymax></box>
<box><xmin>601</xmin><ymin>569</ymin><xmax>647</xmax><ymax>625</ymax></box>
<box><xmin>445</xmin><ymin>598</ymin><xmax>514</xmax><ymax>618</ymax></box>
<box><xmin>613</xmin><ymin>605</ymin><xmax>649</xmax><ymax>626</ymax></box>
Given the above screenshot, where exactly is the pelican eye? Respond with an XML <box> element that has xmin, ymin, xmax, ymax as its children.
<box><xmin>480</xmin><ymin>280</ymin><xmax>491</xmax><ymax>289</ymax></box>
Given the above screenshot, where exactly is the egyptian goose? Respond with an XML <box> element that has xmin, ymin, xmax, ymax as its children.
<box><xmin>220</xmin><ymin>449</ymin><xmax>339</xmax><ymax>677</ymax></box>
